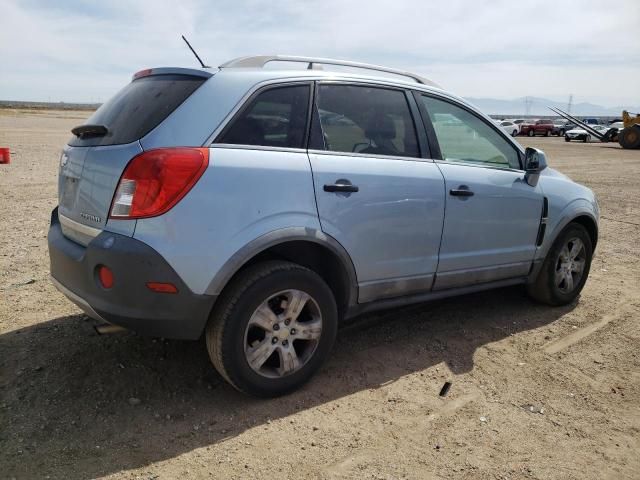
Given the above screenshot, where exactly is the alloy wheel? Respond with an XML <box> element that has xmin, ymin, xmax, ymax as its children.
<box><xmin>554</xmin><ymin>237</ymin><xmax>586</xmax><ymax>294</ymax></box>
<box><xmin>243</xmin><ymin>289</ymin><xmax>322</xmax><ymax>378</ymax></box>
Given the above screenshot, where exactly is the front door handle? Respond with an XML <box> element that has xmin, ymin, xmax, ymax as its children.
<box><xmin>449</xmin><ymin>186</ymin><xmax>474</xmax><ymax>197</ymax></box>
<box><xmin>324</xmin><ymin>182</ymin><xmax>359</xmax><ymax>193</ymax></box>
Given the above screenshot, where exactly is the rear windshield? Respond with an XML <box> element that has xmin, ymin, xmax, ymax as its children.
<box><xmin>69</xmin><ymin>74</ymin><xmax>205</xmax><ymax>147</ymax></box>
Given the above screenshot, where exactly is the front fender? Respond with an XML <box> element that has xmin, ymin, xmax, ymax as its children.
<box><xmin>535</xmin><ymin>198</ymin><xmax>599</xmax><ymax>262</ymax></box>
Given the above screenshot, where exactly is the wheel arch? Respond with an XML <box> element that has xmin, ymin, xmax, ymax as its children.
<box><xmin>529</xmin><ymin>211</ymin><xmax>598</xmax><ymax>285</ymax></box>
<box><xmin>571</xmin><ymin>214</ymin><xmax>598</xmax><ymax>251</ymax></box>
<box><xmin>205</xmin><ymin>228</ymin><xmax>358</xmax><ymax>318</ymax></box>
<box><xmin>541</xmin><ymin>208</ymin><xmax>599</xmax><ymax>260</ymax></box>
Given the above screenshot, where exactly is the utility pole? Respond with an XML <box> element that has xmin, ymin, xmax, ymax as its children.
<box><xmin>567</xmin><ymin>94</ymin><xmax>573</xmax><ymax>115</ymax></box>
<box><xmin>524</xmin><ymin>97</ymin><xmax>532</xmax><ymax>116</ymax></box>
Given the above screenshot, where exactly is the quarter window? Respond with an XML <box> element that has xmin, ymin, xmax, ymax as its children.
<box><xmin>420</xmin><ymin>96</ymin><xmax>520</xmax><ymax>169</ymax></box>
<box><xmin>316</xmin><ymin>85</ymin><xmax>420</xmax><ymax>158</ymax></box>
<box><xmin>219</xmin><ymin>85</ymin><xmax>310</xmax><ymax>148</ymax></box>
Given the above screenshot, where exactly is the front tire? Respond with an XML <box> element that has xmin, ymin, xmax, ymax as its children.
<box><xmin>528</xmin><ymin>129</ymin><xmax>535</xmax><ymax>137</ymax></box>
<box><xmin>565</xmin><ymin>136</ymin><xmax>571</xmax><ymax>142</ymax></box>
<box><xmin>206</xmin><ymin>260</ymin><xmax>338</xmax><ymax>397</ymax></box>
<box><xmin>527</xmin><ymin>223</ymin><xmax>593</xmax><ymax>306</ymax></box>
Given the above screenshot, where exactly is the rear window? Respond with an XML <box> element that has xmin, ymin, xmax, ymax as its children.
<box><xmin>69</xmin><ymin>74</ymin><xmax>205</xmax><ymax>147</ymax></box>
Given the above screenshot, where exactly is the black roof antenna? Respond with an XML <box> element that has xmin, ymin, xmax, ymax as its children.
<box><xmin>181</xmin><ymin>35</ymin><xmax>210</xmax><ymax>68</ymax></box>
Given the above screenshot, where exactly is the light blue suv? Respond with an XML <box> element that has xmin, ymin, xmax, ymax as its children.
<box><xmin>49</xmin><ymin>55</ymin><xmax>599</xmax><ymax>396</ymax></box>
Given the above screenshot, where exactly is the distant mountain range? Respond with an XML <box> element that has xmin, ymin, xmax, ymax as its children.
<box><xmin>463</xmin><ymin>96</ymin><xmax>638</xmax><ymax>117</ymax></box>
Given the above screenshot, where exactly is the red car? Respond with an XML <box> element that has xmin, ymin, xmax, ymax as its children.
<box><xmin>520</xmin><ymin>119</ymin><xmax>554</xmax><ymax>137</ymax></box>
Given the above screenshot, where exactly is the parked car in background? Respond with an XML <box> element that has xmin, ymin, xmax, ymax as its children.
<box><xmin>582</xmin><ymin>118</ymin><xmax>600</xmax><ymax>126</ymax></box>
<box><xmin>552</xmin><ymin>119</ymin><xmax>571</xmax><ymax>136</ymax></box>
<box><xmin>520</xmin><ymin>119</ymin><xmax>554</xmax><ymax>137</ymax></box>
<box><xmin>48</xmin><ymin>55</ymin><xmax>599</xmax><ymax>396</ymax></box>
<box><xmin>516</xmin><ymin>119</ymin><xmax>534</xmax><ymax>135</ymax></box>
<box><xmin>565</xmin><ymin>124</ymin><xmax>608</xmax><ymax>142</ymax></box>
<box><xmin>497</xmin><ymin>120</ymin><xmax>520</xmax><ymax>136</ymax></box>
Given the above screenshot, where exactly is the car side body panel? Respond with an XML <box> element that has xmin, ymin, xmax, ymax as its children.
<box><xmin>309</xmin><ymin>152</ymin><xmax>446</xmax><ymax>303</ymax></box>
<box><xmin>133</xmin><ymin>147</ymin><xmax>321</xmax><ymax>295</ymax></box>
<box><xmin>434</xmin><ymin>162</ymin><xmax>544</xmax><ymax>290</ymax></box>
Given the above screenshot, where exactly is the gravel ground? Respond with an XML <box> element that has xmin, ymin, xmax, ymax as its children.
<box><xmin>1</xmin><ymin>109</ymin><xmax>639</xmax><ymax>480</ymax></box>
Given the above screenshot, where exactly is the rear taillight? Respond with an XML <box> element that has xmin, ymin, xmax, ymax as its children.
<box><xmin>110</xmin><ymin>148</ymin><xmax>209</xmax><ymax>219</ymax></box>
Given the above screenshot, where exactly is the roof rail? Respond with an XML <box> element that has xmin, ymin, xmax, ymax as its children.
<box><xmin>219</xmin><ymin>55</ymin><xmax>440</xmax><ymax>88</ymax></box>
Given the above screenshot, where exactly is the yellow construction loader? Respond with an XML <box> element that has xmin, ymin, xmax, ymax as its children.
<box><xmin>618</xmin><ymin>111</ymin><xmax>640</xmax><ymax>149</ymax></box>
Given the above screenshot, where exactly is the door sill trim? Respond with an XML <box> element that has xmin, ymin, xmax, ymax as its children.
<box><xmin>358</xmin><ymin>274</ymin><xmax>434</xmax><ymax>303</ymax></box>
<box><xmin>346</xmin><ymin>277</ymin><xmax>526</xmax><ymax>319</ymax></box>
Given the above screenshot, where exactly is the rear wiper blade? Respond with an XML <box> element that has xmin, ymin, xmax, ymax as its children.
<box><xmin>71</xmin><ymin>124</ymin><xmax>109</xmax><ymax>138</ymax></box>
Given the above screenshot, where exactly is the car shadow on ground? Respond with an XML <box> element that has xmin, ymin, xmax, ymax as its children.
<box><xmin>0</xmin><ymin>286</ymin><xmax>575</xmax><ymax>479</ymax></box>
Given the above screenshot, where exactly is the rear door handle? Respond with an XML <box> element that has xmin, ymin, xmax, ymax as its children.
<box><xmin>449</xmin><ymin>186</ymin><xmax>474</xmax><ymax>197</ymax></box>
<box><xmin>324</xmin><ymin>182</ymin><xmax>359</xmax><ymax>193</ymax></box>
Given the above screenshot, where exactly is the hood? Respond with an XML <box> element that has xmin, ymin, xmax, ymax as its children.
<box><xmin>541</xmin><ymin>167</ymin><xmax>570</xmax><ymax>181</ymax></box>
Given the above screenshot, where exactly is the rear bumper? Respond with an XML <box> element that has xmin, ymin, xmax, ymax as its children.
<box><xmin>48</xmin><ymin>207</ymin><xmax>216</xmax><ymax>340</ymax></box>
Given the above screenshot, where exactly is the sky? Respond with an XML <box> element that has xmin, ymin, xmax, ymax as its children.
<box><xmin>1</xmin><ymin>0</ymin><xmax>639</xmax><ymax>107</ymax></box>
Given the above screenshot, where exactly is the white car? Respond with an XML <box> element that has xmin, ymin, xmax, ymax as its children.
<box><xmin>497</xmin><ymin>120</ymin><xmax>520</xmax><ymax>137</ymax></box>
<box><xmin>565</xmin><ymin>124</ymin><xmax>608</xmax><ymax>143</ymax></box>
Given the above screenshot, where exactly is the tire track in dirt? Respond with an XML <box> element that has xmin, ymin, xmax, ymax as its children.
<box><xmin>544</xmin><ymin>298</ymin><xmax>636</xmax><ymax>354</ymax></box>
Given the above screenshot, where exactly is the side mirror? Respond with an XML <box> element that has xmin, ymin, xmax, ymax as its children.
<box><xmin>524</xmin><ymin>147</ymin><xmax>547</xmax><ymax>186</ymax></box>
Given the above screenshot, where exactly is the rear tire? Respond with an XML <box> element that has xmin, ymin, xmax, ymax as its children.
<box><xmin>206</xmin><ymin>260</ymin><xmax>338</xmax><ymax>397</ymax></box>
<box><xmin>512</xmin><ymin>129</ymin><xmax>518</xmax><ymax>137</ymax></box>
<box><xmin>618</xmin><ymin>126</ymin><xmax>640</xmax><ymax>149</ymax></box>
<box><xmin>564</xmin><ymin>136</ymin><xmax>570</xmax><ymax>142</ymax></box>
<box><xmin>583</xmin><ymin>135</ymin><xmax>590</xmax><ymax>143</ymax></box>
<box><xmin>559</xmin><ymin>129</ymin><xmax>565</xmax><ymax>136</ymax></box>
<box><xmin>545</xmin><ymin>129</ymin><xmax>550</xmax><ymax>137</ymax></box>
<box><xmin>527</xmin><ymin>223</ymin><xmax>593</xmax><ymax>306</ymax></box>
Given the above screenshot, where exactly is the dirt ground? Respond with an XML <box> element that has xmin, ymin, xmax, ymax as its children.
<box><xmin>1</xmin><ymin>109</ymin><xmax>639</xmax><ymax>480</ymax></box>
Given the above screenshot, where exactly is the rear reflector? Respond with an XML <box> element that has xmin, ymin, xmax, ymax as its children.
<box><xmin>110</xmin><ymin>148</ymin><xmax>209</xmax><ymax>219</ymax></box>
<box><xmin>97</xmin><ymin>265</ymin><xmax>114</xmax><ymax>289</ymax></box>
<box><xmin>146</xmin><ymin>282</ymin><xmax>178</xmax><ymax>294</ymax></box>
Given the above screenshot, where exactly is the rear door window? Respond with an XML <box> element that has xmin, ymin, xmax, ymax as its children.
<box><xmin>218</xmin><ymin>85</ymin><xmax>310</xmax><ymax>149</ymax></box>
<box><xmin>69</xmin><ymin>74</ymin><xmax>206</xmax><ymax>147</ymax></box>
<box><xmin>315</xmin><ymin>85</ymin><xmax>420</xmax><ymax>158</ymax></box>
